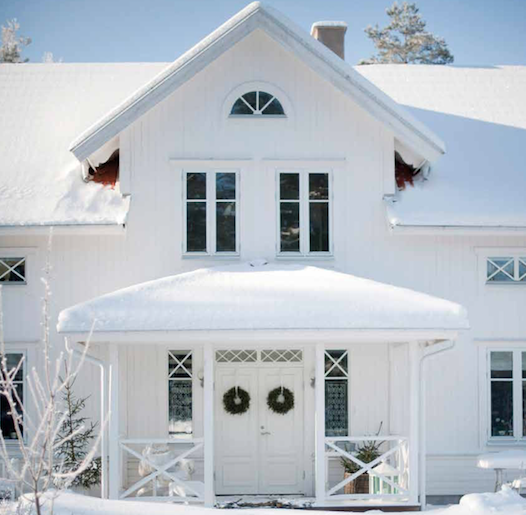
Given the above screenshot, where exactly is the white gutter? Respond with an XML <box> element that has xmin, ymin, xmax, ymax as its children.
<box><xmin>419</xmin><ymin>339</ymin><xmax>456</xmax><ymax>508</ymax></box>
<box><xmin>65</xmin><ymin>337</ymin><xmax>108</xmax><ymax>499</ymax></box>
<box><xmin>390</xmin><ymin>223</ymin><xmax>526</xmax><ymax>236</ymax></box>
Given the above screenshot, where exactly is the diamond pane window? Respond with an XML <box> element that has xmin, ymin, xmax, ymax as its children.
<box><xmin>168</xmin><ymin>351</ymin><xmax>193</xmax><ymax>437</ymax></box>
<box><xmin>0</xmin><ymin>258</ymin><xmax>26</xmax><ymax>284</ymax></box>
<box><xmin>230</xmin><ymin>91</ymin><xmax>285</xmax><ymax>117</ymax></box>
<box><xmin>325</xmin><ymin>350</ymin><xmax>349</xmax><ymax>437</ymax></box>
<box><xmin>215</xmin><ymin>350</ymin><xmax>257</xmax><ymax>363</ymax></box>
<box><xmin>0</xmin><ymin>353</ymin><xmax>24</xmax><ymax>439</ymax></box>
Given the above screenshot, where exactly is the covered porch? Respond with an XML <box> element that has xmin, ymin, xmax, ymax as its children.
<box><xmin>57</xmin><ymin>262</ymin><xmax>468</xmax><ymax>509</ymax></box>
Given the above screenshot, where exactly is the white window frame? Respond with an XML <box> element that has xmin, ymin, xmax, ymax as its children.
<box><xmin>183</xmin><ymin>170</ymin><xmax>240</xmax><ymax>256</ymax></box>
<box><xmin>167</xmin><ymin>350</ymin><xmax>194</xmax><ymax>439</ymax></box>
<box><xmin>476</xmin><ymin>248</ymin><xmax>526</xmax><ymax>289</ymax></box>
<box><xmin>0</xmin><ymin>249</ymin><xmax>34</xmax><ymax>286</ymax></box>
<box><xmin>486</xmin><ymin>348</ymin><xmax>526</xmax><ymax>443</ymax></box>
<box><xmin>276</xmin><ymin>170</ymin><xmax>333</xmax><ymax>257</ymax></box>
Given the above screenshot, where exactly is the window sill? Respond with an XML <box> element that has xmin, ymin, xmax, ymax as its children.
<box><xmin>486</xmin><ymin>439</ymin><xmax>526</xmax><ymax>447</ymax></box>
<box><xmin>182</xmin><ymin>253</ymin><xmax>240</xmax><ymax>260</ymax></box>
<box><xmin>276</xmin><ymin>253</ymin><xmax>334</xmax><ymax>261</ymax></box>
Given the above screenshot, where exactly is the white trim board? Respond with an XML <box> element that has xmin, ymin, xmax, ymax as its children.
<box><xmin>69</xmin><ymin>2</ymin><xmax>445</xmax><ymax>164</ymax></box>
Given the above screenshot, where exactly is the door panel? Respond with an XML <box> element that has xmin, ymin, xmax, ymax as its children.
<box><xmin>258</xmin><ymin>367</ymin><xmax>304</xmax><ymax>494</ymax></box>
<box><xmin>215</xmin><ymin>367</ymin><xmax>259</xmax><ymax>494</ymax></box>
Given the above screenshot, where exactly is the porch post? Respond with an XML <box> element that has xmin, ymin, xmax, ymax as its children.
<box><xmin>315</xmin><ymin>342</ymin><xmax>326</xmax><ymax>504</ymax></box>
<box><xmin>109</xmin><ymin>343</ymin><xmax>120</xmax><ymax>500</ymax></box>
<box><xmin>408</xmin><ymin>341</ymin><xmax>421</xmax><ymax>506</ymax></box>
<box><xmin>203</xmin><ymin>344</ymin><xmax>215</xmax><ymax>507</ymax></box>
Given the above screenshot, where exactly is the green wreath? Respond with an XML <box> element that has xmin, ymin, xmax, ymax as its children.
<box><xmin>223</xmin><ymin>387</ymin><xmax>250</xmax><ymax>415</ymax></box>
<box><xmin>267</xmin><ymin>387</ymin><xmax>294</xmax><ymax>415</ymax></box>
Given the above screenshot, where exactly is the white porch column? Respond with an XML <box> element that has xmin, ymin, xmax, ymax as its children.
<box><xmin>315</xmin><ymin>342</ymin><xmax>326</xmax><ymax>504</ymax></box>
<box><xmin>109</xmin><ymin>344</ymin><xmax>120</xmax><ymax>500</ymax></box>
<box><xmin>203</xmin><ymin>344</ymin><xmax>215</xmax><ymax>507</ymax></box>
<box><xmin>408</xmin><ymin>341</ymin><xmax>421</xmax><ymax>506</ymax></box>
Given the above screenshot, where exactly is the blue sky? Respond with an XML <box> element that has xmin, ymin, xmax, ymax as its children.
<box><xmin>1</xmin><ymin>0</ymin><xmax>526</xmax><ymax>66</ymax></box>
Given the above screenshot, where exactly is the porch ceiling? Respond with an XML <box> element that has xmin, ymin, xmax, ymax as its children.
<box><xmin>57</xmin><ymin>262</ymin><xmax>469</xmax><ymax>336</ymax></box>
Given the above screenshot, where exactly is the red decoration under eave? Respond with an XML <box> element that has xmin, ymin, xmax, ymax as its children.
<box><xmin>395</xmin><ymin>151</ymin><xmax>418</xmax><ymax>190</ymax></box>
<box><xmin>89</xmin><ymin>150</ymin><xmax>119</xmax><ymax>188</ymax></box>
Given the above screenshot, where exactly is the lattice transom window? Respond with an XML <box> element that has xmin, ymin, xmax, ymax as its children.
<box><xmin>230</xmin><ymin>91</ymin><xmax>285</xmax><ymax>117</ymax></box>
<box><xmin>0</xmin><ymin>258</ymin><xmax>26</xmax><ymax>284</ymax></box>
<box><xmin>216</xmin><ymin>350</ymin><xmax>257</xmax><ymax>363</ymax></box>
<box><xmin>487</xmin><ymin>257</ymin><xmax>526</xmax><ymax>283</ymax></box>
<box><xmin>168</xmin><ymin>351</ymin><xmax>193</xmax><ymax>437</ymax></box>
<box><xmin>261</xmin><ymin>349</ymin><xmax>303</xmax><ymax>363</ymax></box>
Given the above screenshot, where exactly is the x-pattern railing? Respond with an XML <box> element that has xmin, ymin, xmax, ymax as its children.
<box><xmin>119</xmin><ymin>438</ymin><xmax>204</xmax><ymax>501</ymax></box>
<box><xmin>325</xmin><ymin>436</ymin><xmax>409</xmax><ymax>499</ymax></box>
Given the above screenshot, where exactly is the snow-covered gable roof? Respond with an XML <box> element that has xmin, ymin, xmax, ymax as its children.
<box><xmin>0</xmin><ymin>62</ymin><xmax>165</xmax><ymax>228</ymax></box>
<box><xmin>358</xmin><ymin>65</ymin><xmax>526</xmax><ymax>231</ymax></box>
<box><xmin>57</xmin><ymin>263</ymin><xmax>469</xmax><ymax>334</ymax></box>
<box><xmin>69</xmin><ymin>2</ymin><xmax>445</xmax><ymax>164</ymax></box>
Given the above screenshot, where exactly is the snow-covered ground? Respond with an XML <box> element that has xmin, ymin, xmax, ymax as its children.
<box><xmin>11</xmin><ymin>487</ymin><xmax>526</xmax><ymax>515</ymax></box>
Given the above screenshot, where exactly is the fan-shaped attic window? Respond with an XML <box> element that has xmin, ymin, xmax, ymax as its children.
<box><xmin>230</xmin><ymin>91</ymin><xmax>285</xmax><ymax>117</ymax></box>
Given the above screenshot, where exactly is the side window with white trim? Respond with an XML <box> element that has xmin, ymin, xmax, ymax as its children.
<box><xmin>0</xmin><ymin>257</ymin><xmax>26</xmax><ymax>284</ymax></box>
<box><xmin>0</xmin><ymin>353</ymin><xmax>25</xmax><ymax>439</ymax></box>
<box><xmin>487</xmin><ymin>257</ymin><xmax>526</xmax><ymax>283</ymax></box>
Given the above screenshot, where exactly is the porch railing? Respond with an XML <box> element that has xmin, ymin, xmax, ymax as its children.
<box><xmin>119</xmin><ymin>438</ymin><xmax>205</xmax><ymax>502</ymax></box>
<box><xmin>324</xmin><ymin>436</ymin><xmax>410</xmax><ymax>502</ymax></box>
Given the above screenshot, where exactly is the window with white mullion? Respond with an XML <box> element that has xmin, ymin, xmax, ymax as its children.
<box><xmin>184</xmin><ymin>171</ymin><xmax>238</xmax><ymax>255</ymax></box>
<box><xmin>488</xmin><ymin>350</ymin><xmax>526</xmax><ymax>439</ymax></box>
<box><xmin>486</xmin><ymin>257</ymin><xmax>526</xmax><ymax>283</ymax></box>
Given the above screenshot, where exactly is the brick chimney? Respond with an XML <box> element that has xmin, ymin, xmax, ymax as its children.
<box><xmin>310</xmin><ymin>21</ymin><xmax>348</xmax><ymax>60</ymax></box>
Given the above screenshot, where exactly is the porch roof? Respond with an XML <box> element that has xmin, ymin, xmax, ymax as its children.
<box><xmin>57</xmin><ymin>262</ymin><xmax>469</xmax><ymax>335</ymax></box>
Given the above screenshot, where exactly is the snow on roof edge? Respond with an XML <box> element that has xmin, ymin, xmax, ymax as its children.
<box><xmin>69</xmin><ymin>2</ymin><xmax>445</xmax><ymax>163</ymax></box>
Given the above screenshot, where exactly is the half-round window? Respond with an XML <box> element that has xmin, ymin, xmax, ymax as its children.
<box><xmin>230</xmin><ymin>91</ymin><xmax>285</xmax><ymax>117</ymax></box>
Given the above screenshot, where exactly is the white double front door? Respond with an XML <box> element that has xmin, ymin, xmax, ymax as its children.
<box><xmin>215</xmin><ymin>366</ymin><xmax>304</xmax><ymax>495</ymax></box>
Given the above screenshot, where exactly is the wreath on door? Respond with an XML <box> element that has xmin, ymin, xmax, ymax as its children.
<box><xmin>267</xmin><ymin>386</ymin><xmax>294</xmax><ymax>415</ymax></box>
<box><xmin>223</xmin><ymin>386</ymin><xmax>251</xmax><ymax>415</ymax></box>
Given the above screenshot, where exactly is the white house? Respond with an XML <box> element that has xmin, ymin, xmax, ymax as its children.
<box><xmin>1</xmin><ymin>1</ymin><xmax>526</xmax><ymax>510</ymax></box>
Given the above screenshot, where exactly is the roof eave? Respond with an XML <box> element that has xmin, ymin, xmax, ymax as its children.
<box><xmin>389</xmin><ymin>221</ymin><xmax>526</xmax><ymax>236</ymax></box>
<box><xmin>0</xmin><ymin>223</ymin><xmax>126</xmax><ymax>236</ymax></box>
<box><xmin>69</xmin><ymin>2</ymin><xmax>445</xmax><ymax>164</ymax></box>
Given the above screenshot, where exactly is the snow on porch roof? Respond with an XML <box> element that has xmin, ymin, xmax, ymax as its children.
<box><xmin>57</xmin><ymin>262</ymin><xmax>469</xmax><ymax>334</ymax></box>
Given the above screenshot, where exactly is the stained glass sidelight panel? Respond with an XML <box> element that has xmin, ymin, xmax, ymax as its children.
<box><xmin>325</xmin><ymin>380</ymin><xmax>348</xmax><ymax>437</ymax></box>
<box><xmin>168</xmin><ymin>351</ymin><xmax>193</xmax><ymax>437</ymax></box>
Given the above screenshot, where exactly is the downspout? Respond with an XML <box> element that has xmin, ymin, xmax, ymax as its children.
<box><xmin>64</xmin><ymin>337</ymin><xmax>107</xmax><ymax>499</ymax></box>
<box><xmin>418</xmin><ymin>339</ymin><xmax>455</xmax><ymax>509</ymax></box>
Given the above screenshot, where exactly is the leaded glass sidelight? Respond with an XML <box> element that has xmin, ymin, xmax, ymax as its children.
<box><xmin>325</xmin><ymin>350</ymin><xmax>349</xmax><ymax>437</ymax></box>
<box><xmin>168</xmin><ymin>351</ymin><xmax>193</xmax><ymax>437</ymax></box>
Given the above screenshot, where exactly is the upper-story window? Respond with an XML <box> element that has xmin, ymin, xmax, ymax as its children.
<box><xmin>488</xmin><ymin>350</ymin><xmax>526</xmax><ymax>439</ymax></box>
<box><xmin>230</xmin><ymin>91</ymin><xmax>285</xmax><ymax>117</ymax></box>
<box><xmin>278</xmin><ymin>171</ymin><xmax>331</xmax><ymax>255</ymax></box>
<box><xmin>184</xmin><ymin>171</ymin><xmax>238</xmax><ymax>255</ymax></box>
<box><xmin>0</xmin><ymin>257</ymin><xmax>26</xmax><ymax>284</ymax></box>
<box><xmin>487</xmin><ymin>257</ymin><xmax>526</xmax><ymax>283</ymax></box>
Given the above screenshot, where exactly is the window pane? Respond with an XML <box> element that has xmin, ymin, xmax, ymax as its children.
<box><xmin>242</xmin><ymin>92</ymin><xmax>257</xmax><ymax>111</ymax></box>
<box><xmin>1</xmin><ymin>384</ymin><xmax>23</xmax><ymax>439</ymax></box>
<box><xmin>325</xmin><ymin>380</ymin><xmax>348</xmax><ymax>437</ymax></box>
<box><xmin>491</xmin><ymin>351</ymin><xmax>513</xmax><ymax>378</ymax></box>
<box><xmin>186</xmin><ymin>173</ymin><xmax>206</xmax><ymax>200</ymax></box>
<box><xmin>523</xmin><ymin>381</ymin><xmax>526</xmax><ymax>438</ymax></box>
<box><xmin>487</xmin><ymin>258</ymin><xmax>514</xmax><ymax>282</ymax></box>
<box><xmin>309</xmin><ymin>173</ymin><xmax>329</xmax><ymax>200</ymax></box>
<box><xmin>310</xmin><ymin>203</ymin><xmax>329</xmax><ymax>252</ymax></box>
<box><xmin>262</xmin><ymin>97</ymin><xmax>285</xmax><ymax>115</ymax></box>
<box><xmin>519</xmin><ymin>259</ymin><xmax>526</xmax><ymax>281</ymax></box>
<box><xmin>523</xmin><ymin>352</ymin><xmax>526</xmax><ymax>379</ymax></box>
<box><xmin>491</xmin><ymin>381</ymin><xmax>513</xmax><ymax>437</ymax></box>
<box><xmin>216</xmin><ymin>173</ymin><xmax>236</xmax><ymax>200</ymax></box>
<box><xmin>4</xmin><ymin>354</ymin><xmax>24</xmax><ymax>382</ymax></box>
<box><xmin>168</xmin><ymin>351</ymin><xmax>193</xmax><ymax>379</ymax></box>
<box><xmin>325</xmin><ymin>350</ymin><xmax>348</xmax><ymax>377</ymax></box>
<box><xmin>168</xmin><ymin>380</ymin><xmax>192</xmax><ymax>436</ymax></box>
<box><xmin>186</xmin><ymin>203</ymin><xmax>206</xmax><ymax>252</ymax></box>
<box><xmin>280</xmin><ymin>173</ymin><xmax>299</xmax><ymax>200</ymax></box>
<box><xmin>280</xmin><ymin>203</ymin><xmax>300</xmax><ymax>252</ymax></box>
<box><xmin>216</xmin><ymin>202</ymin><xmax>236</xmax><ymax>252</ymax></box>
<box><xmin>231</xmin><ymin>97</ymin><xmax>253</xmax><ymax>115</ymax></box>
<box><xmin>258</xmin><ymin>91</ymin><xmax>273</xmax><ymax>111</ymax></box>
<box><xmin>0</xmin><ymin>259</ymin><xmax>25</xmax><ymax>283</ymax></box>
